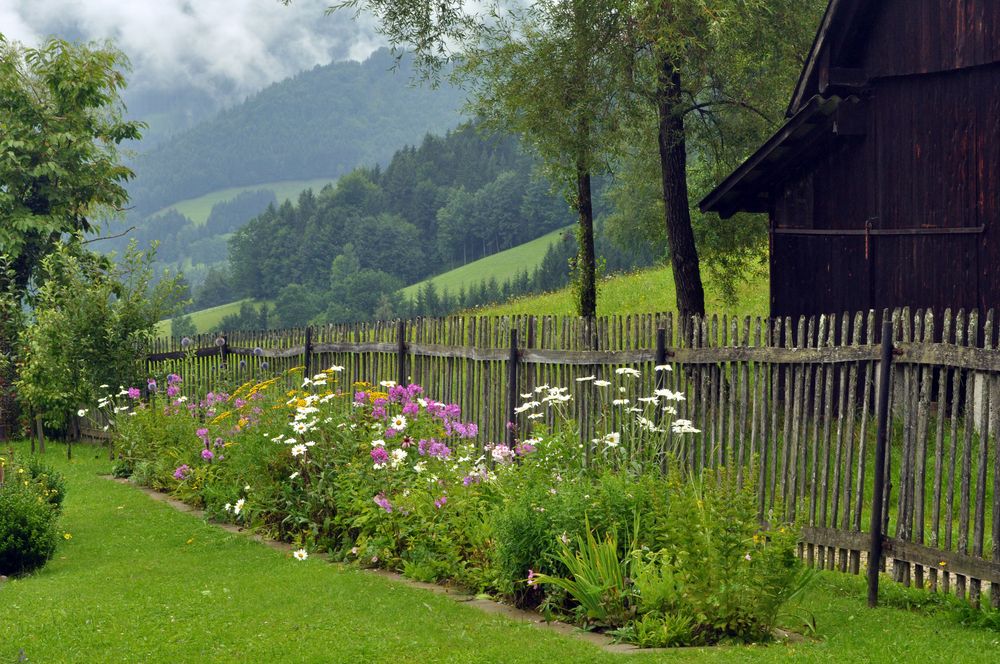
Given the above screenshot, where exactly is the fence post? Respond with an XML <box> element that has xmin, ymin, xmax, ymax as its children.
<box><xmin>868</xmin><ymin>317</ymin><xmax>895</xmax><ymax>608</ymax></box>
<box><xmin>303</xmin><ymin>326</ymin><xmax>313</xmax><ymax>379</ymax></box>
<box><xmin>506</xmin><ymin>328</ymin><xmax>519</xmax><ymax>447</ymax></box>
<box><xmin>396</xmin><ymin>320</ymin><xmax>407</xmax><ymax>387</ymax></box>
<box><xmin>35</xmin><ymin>414</ymin><xmax>45</xmax><ymax>454</ymax></box>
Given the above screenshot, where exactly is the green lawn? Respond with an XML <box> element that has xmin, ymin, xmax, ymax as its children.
<box><xmin>155</xmin><ymin>299</ymin><xmax>271</xmax><ymax>337</ymax></box>
<box><xmin>153</xmin><ymin>178</ymin><xmax>337</xmax><ymax>226</ymax></box>
<box><xmin>401</xmin><ymin>227</ymin><xmax>574</xmax><ymax>300</ymax></box>
<box><xmin>470</xmin><ymin>266</ymin><xmax>770</xmax><ymax>319</ymax></box>
<box><xmin>4</xmin><ymin>441</ymin><xmax>1000</xmax><ymax>663</ymax></box>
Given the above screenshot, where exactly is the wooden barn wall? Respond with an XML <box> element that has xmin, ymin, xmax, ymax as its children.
<box><xmin>855</xmin><ymin>0</ymin><xmax>1000</xmax><ymax>76</ymax></box>
<box><xmin>771</xmin><ymin>62</ymin><xmax>1000</xmax><ymax>321</ymax></box>
<box><xmin>870</xmin><ymin>66</ymin><xmax>997</xmax><ymax>315</ymax></box>
<box><xmin>770</xmin><ymin>127</ymin><xmax>874</xmax><ymax>319</ymax></box>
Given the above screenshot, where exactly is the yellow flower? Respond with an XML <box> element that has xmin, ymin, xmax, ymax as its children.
<box><xmin>63</xmin><ymin>533</ymin><xmax>73</xmax><ymax>540</ymax></box>
<box><xmin>211</xmin><ymin>411</ymin><xmax>233</xmax><ymax>424</ymax></box>
<box><xmin>939</xmin><ymin>561</ymin><xmax>947</xmax><ymax>566</ymax></box>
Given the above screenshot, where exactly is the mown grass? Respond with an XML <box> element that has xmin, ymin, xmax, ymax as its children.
<box><xmin>469</xmin><ymin>266</ymin><xmax>770</xmax><ymax>319</ymax></box>
<box><xmin>153</xmin><ymin>178</ymin><xmax>337</xmax><ymax>226</ymax></box>
<box><xmin>4</xmin><ymin>441</ymin><xmax>1000</xmax><ymax>663</ymax></box>
<box><xmin>400</xmin><ymin>226</ymin><xmax>574</xmax><ymax>301</ymax></box>
<box><xmin>155</xmin><ymin>299</ymin><xmax>273</xmax><ymax>337</ymax></box>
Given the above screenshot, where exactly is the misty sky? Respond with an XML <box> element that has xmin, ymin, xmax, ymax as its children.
<box><xmin>1</xmin><ymin>1</ymin><xmax>386</xmax><ymax>111</ymax></box>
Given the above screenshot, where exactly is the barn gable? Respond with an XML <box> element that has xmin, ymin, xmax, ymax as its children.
<box><xmin>700</xmin><ymin>0</ymin><xmax>1000</xmax><ymax>319</ymax></box>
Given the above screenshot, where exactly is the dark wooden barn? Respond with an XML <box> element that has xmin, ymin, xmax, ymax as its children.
<box><xmin>700</xmin><ymin>0</ymin><xmax>1000</xmax><ymax>320</ymax></box>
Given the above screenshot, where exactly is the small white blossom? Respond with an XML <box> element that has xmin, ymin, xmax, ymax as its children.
<box><xmin>576</xmin><ymin>375</ymin><xmax>596</xmax><ymax>382</ymax></box>
<box><xmin>293</xmin><ymin>549</ymin><xmax>308</xmax><ymax>561</ymax></box>
<box><xmin>615</xmin><ymin>367</ymin><xmax>641</xmax><ymax>377</ymax></box>
<box><xmin>234</xmin><ymin>498</ymin><xmax>245</xmax><ymax>515</ymax></box>
<box><xmin>77</xmin><ymin>408</ymin><xmax>88</xmax><ymax>417</ymax></box>
<box><xmin>654</xmin><ymin>364</ymin><xmax>673</xmax><ymax>372</ymax></box>
<box><xmin>594</xmin><ymin>380</ymin><xmax>611</xmax><ymax>387</ymax></box>
<box><xmin>291</xmin><ymin>444</ymin><xmax>307</xmax><ymax>457</ymax></box>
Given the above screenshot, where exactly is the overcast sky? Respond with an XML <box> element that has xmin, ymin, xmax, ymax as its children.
<box><xmin>0</xmin><ymin>0</ymin><xmax>386</xmax><ymax>104</ymax></box>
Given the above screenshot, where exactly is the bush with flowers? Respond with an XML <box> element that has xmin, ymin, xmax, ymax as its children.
<box><xmin>105</xmin><ymin>363</ymin><xmax>808</xmax><ymax>646</ymax></box>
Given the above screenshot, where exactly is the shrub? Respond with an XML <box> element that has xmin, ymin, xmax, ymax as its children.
<box><xmin>25</xmin><ymin>456</ymin><xmax>66</xmax><ymax>512</ymax></box>
<box><xmin>0</xmin><ymin>470</ymin><xmax>60</xmax><ymax>576</ymax></box>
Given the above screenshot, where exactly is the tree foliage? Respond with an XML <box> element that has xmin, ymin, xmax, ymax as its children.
<box><xmin>15</xmin><ymin>243</ymin><xmax>184</xmax><ymax>428</ymax></box>
<box><xmin>0</xmin><ymin>36</ymin><xmax>143</xmax><ymax>291</ymax></box>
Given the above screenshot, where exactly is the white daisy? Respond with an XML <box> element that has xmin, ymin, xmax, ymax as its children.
<box><xmin>615</xmin><ymin>367</ymin><xmax>641</xmax><ymax>377</ymax></box>
<box><xmin>291</xmin><ymin>444</ymin><xmax>307</xmax><ymax>457</ymax></box>
<box><xmin>654</xmin><ymin>364</ymin><xmax>673</xmax><ymax>372</ymax></box>
<box><xmin>293</xmin><ymin>549</ymin><xmax>308</xmax><ymax>561</ymax></box>
<box><xmin>234</xmin><ymin>498</ymin><xmax>245</xmax><ymax>515</ymax></box>
<box><xmin>576</xmin><ymin>375</ymin><xmax>596</xmax><ymax>382</ymax></box>
<box><xmin>594</xmin><ymin>380</ymin><xmax>612</xmax><ymax>387</ymax></box>
<box><xmin>390</xmin><ymin>414</ymin><xmax>408</xmax><ymax>431</ymax></box>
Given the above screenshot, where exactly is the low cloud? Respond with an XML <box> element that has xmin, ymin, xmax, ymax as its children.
<box><xmin>1</xmin><ymin>0</ymin><xmax>386</xmax><ymax>103</ymax></box>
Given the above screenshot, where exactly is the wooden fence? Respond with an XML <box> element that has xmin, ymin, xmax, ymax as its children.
<box><xmin>144</xmin><ymin>308</ymin><xmax>1000</xmax><ymax>607</ymax></box>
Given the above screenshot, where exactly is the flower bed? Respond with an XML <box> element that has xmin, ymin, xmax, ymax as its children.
<box><xmin>103</xmin><ymin>366</ymin><xmax>808</xmax><ymax>647</ymax></box>
<box><xmin>0</xmin><ymin>454</ymin><xmax>66</xmax><ymax>577</ymax></box>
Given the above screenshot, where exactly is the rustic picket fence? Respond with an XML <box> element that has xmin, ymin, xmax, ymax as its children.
<box><xmin>140</xmin><ymin>307</ymin><xmax>1000</xmax><ymax>607</ymax></box>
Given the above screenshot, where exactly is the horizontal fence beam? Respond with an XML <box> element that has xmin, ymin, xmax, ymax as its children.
<box><xmin>802</xmin><ymin>528</ymin><xmax>1000</xmax><ymax>585</ymax></box>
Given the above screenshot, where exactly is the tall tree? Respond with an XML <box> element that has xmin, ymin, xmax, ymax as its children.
<box><xmin>0</xmin><ymin>35</ymin><xmax>143</xmax><ymax>437</ymax></box>
<box><xmin>307</xmin><ymin>0</ymin><xmax>823</xmax><ymax>319</ymax></box>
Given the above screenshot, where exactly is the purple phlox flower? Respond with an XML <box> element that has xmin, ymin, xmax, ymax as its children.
<box><xmin>427</xmin><ymin>441</ymin><xmax>451</xmax><ymax>459</ymax></box>
<box><xmin>234</xmin><ymin>398</ymin><xmax>247</xmax><ymax>408</ymax></box>
<box><xmin>372</xmin><ymin>397</ymin><xmax>388</xmax><ymax>408</ymax></box>
<box><xmin>167</xmin><ymin>373</ymin><xmax>183</xmax><ymax>384</ymax></box>
<box><xmin>173</xmin><ymin>464</ymin><xmax>191</xmax><ymax>480</ymax></box>
<box><xmin>434</xmin><ymin>495</ymin><xmax>448</xmax><ymax>509</ymax></box>
<box><xmin>388</xmin><ymin>385</ymin><xmax>407</xmax><ymax>402</ymax></box>
<box><xmin>506</xmin><ymin>421</ymin><xmax>517</xmax><ymax>432</ymax></box>
<box><xmin>417</xmin><ymin>439</ymin><xmax>429</xmax><ymax>456</ymax></box>
<box><xmin>527</xmin><ymin>569</ymin><xmax>538</xmax><ymax>586</ymax></box>
<box><xmin>425</xmin><ymin>400</ymin><xmax>443</xmax><ymax>416</ymax></box>
<box><xmin>384</xmin><ymin>428</ymin><xmax>397</xmax><ymax>439</ymax></box>
<box><xmin>127</xmin><ymin>387</ymin><xmax>141</xmax><ymax>400</ymax></box>
<box><xmin>401</xmin><ymin>401</ymin><xmax>419</xmax><ymax>416</ymax></box>
<box><xmin>443</xmin><ymin>403</ymin><xmax>461</xmax><ymax>420</ymax></box>
<box><xmin>196</xmin><ymin>427</ymin><xmax>209</xmax><ymax>440</ymax></box>
<box><xmin>370</xmin><ymin>447</ymin><xmax>389</xmax><ymax>465</ymax></box>
<box><xmin>201</xmin><ymin>448</ymin><xmax>214</xmax><ymax>461</ymax></box>
<box><xmin>514</xmin><ymin>442</ymin><xmax>536</xmax><ymax>456</ymax></box>
<box><xmin>462</xmin><ymin>469</ymin><xmax>488</xmax><ymax>486</ymax></box>
<box><xmin>354</xmin><ymin>391</ymin><xmax>368</xmax><ymax>405</ymax></box>
<box><xmin>251</xmin><ymin>406</ymin><xmax>262</xmax><ymax>415</ymax></box>
<box><xmin>166</xmin><ymin>385</ymin><xmax>180</xmax><ymax>398</ymax></box>
<box><xmin>406</xmin><ymin>384</ymin><xmax>424</xmax><ymax>398</ymax></box>
<box><xmin>373</xmin><ymin>493</ymin><xmax>393</xmax><ymax>513</ymax></box>
<box><xmin>371</xmin><ymin>406</ymin><xmax>387</xmax><ymax>419</ymax></box>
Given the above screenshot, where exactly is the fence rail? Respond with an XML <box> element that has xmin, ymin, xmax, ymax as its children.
<box><xmin>141</xmin><ymin>308</ymin><xmax>1000</xmax><ymax>607</ymax></box>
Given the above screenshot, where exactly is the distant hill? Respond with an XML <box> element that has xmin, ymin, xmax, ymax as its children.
<box><xmin>127</xmin><ymin>48</ymin><xmax>465</xmax><ymax>216</ymax></box>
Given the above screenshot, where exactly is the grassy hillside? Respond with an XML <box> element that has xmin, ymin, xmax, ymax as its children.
<box><xmin>156</xmin><ymin>299</ymin><xmax>271</xmax><ymax>337</ymax></box>
<box><xmin>154</xmin><ymin>178</ymin><xmax>337</xmax><ymax>226</ymax></box>
<box><xmin>401</xmin><ymin>226</ymin><xmax>573</xmax><ymax>300</ymax></box>
<box><xmin>469</xmin><ymin>266</ymin><xmax>770</xmax><ymax>319</ymax></box>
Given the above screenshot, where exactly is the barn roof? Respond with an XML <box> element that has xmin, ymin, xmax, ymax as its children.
<box><xmin>786</xmin><ymin>0</ymin><xmax>875</xmax><ymax>117</ymax></box>
<box><xmin>700</xmin><ymin>0</ymin><xmax>875</xmax><ymax>217</ymax></box>
<box><xmin>699</xmin><ymin>95</ymin><xmax>862</xmax><ymax>218</ymax></box>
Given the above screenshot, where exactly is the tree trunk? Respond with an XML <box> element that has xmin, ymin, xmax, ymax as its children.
<box><xmin>576</xmin><ymin>159</ymin><xmax>597</xmax><ymax>319</ymax></box>
<box><xmin>656</xmin><ymin>57</ymin><xmax>706</xmax><ymax>321</ymax></box>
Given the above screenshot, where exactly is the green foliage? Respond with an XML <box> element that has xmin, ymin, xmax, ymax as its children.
<box><xmin>171</xmin><ymin>313</ymin><xmax>197</xmax><ymax>340</ymax></box>
<box><xmin>0</xmin><ymin>456</ymin><xmax>61</xmax><ymax>577</ymax></box>
<box><xmin>24</xmin><ymin>456</ymin><xmax>66</xmax><ymax>512</ymax></box>
<box><xmin>0</xmin><ymin>36</ymin><xmax>143</xmax><ymax>290</ymax></box>
<box><xmin>15</xmin><ymin>243</ymin><xmax>185</xmax><ymax>428</ymax></box>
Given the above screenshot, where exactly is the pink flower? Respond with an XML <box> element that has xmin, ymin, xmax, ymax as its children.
<box><xmin>373</xmin><ymin>493</ymin><xmax>393</xmax><ymax>513</ymax></box>
<box><xmin>201</xmin><ymin>448</ymin><xmax>214</xmax><ymax>461</ymax></box>
<box><xmin>127</xmin><ymin>387</ymin><xmax>141</xmax><ymax>400</ymax></box>
<box><xmin>527</xmin><ymin>569</ymin><xmax>538</xmax><ymax>586</ymax></box>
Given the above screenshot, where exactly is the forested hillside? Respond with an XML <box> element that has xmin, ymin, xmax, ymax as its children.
<box><xmin>209</xmin><ymin>123</ymin><xmax>656</xmax><ymax>328</ymax></box>
<box><xmin>127</xmin><ymin>49</ymin><xmax>465</xmax><ymax>215</ymax></box>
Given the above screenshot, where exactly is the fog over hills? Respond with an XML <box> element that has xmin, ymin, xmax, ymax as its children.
<box><xmin>1</xmin><ymin>0</ymin><xmax>387</xmax><ymax>145</ymax></box>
